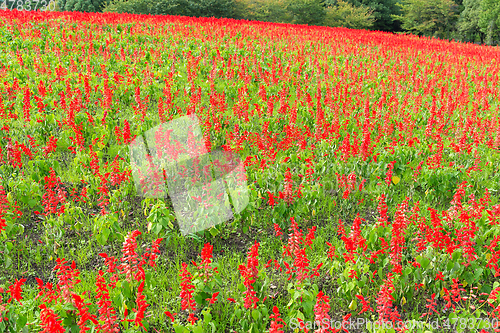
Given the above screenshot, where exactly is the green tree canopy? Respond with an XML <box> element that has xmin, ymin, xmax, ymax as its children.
<box><xmin>324</xmin><ymin>0</ymin><xmax>376</xmax><ymax>29</ymax></box>
<box><xmin>478</xmin><ymin>0</ymin><xmax>500</xmax><ymax>44</ymax></box>
<box><xmin>286</xmin><ymin>0</ymin><xmax>326</xmax><ymax>25</ymax></box>
<box><xmin>326</xmin><ymin>0</ymin><xmax>401</xmax><ymax>31</ymax></box>
<box><xmin>233</xmin><ymin>0</ymin><xmax>293</xmax><ymax>22</ymax></box>
<box><xmin>104</xmin><ymin>0</ymin><xmax>234</xmax><ymax>17</ymax></box>
<box><xmin>58</xmin><ymin>0</ymin><xmax>110</xmax><ymax>12</ymax></box>
<box><xmin>102</xmin><ymin>0</ymin><xmax>152</xmax><ymax>14</ymax></box>
<box><xmin>393</xmin><ymin>0</ymin><xmax>459</xmax><ymax>37</ymax></box>
<box><xmin>457</xmin><ymin>0</ymin><xmax>484</xmax><ymax>42</ymax></box>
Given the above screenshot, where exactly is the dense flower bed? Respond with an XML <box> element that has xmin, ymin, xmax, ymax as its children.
<box><xmin>0</xmin><ymin>9</ymin><xmax>500</xmax><ymax>333</ymax></box>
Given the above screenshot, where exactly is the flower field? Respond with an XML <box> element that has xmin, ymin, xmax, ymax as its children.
<box><xmin>1</xmin><ymin>9</ymin><xmax>500</xmax><ymax>333</ymax></box>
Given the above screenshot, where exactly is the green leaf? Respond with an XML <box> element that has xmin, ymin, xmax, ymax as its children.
<box><xmin>203</xmin><ymin>311</ymin><xmax>212</xmax><ymax>323</ymax></box>
<box><xmin>99</xmin><ymin>228</ymin><xmax>111</xmax><ymax>245</ymax></box>
<box><xmin>452</xmin><ymin>250</ymin><xmax>461</xmax><ymax>262</ymax></box>
<box><xmin>349</xmin><ymin>299</ymin><xmax>357</xmax><ymax>310</ymax></box>
<box><xmin>416</xmin><ymin>256</ymin><xmax>430</xmax><ymax>270</ymax></box>
<box><xmin>16</xmin><ymin>315</ymin><xmax>27</xmax><ymax>328</ymax></box>
<box><xmin>303</xmin><ymin>300</ymin><xmax>314</xmax><ymax>315</ymax></box>
<box><xmin>251</xmin><ymin>309</ymin><xmax>261</xmax><ymax>321</ymax></box>
<box><xmin>463</xmin><ymin>272</ymin><xmax>474</xmax><ymax>286</ymax></box>
<box><xmin>4</xmin><ymin>256</ymin><xmax>12</xmax><ymax>269</ymax></box>
<box><xmin>474</xmin><ymin>268</ymin><xmax>484</xmax><ymax>282</ymax></box>
<box><xmin>192</xmin><ymin>324</ymin><xmax>204</xmax><ymax>333</ymax></box>
<box><xmin>209</xmin><ymin>227</ymin><xmax>219</xmax><ymax>237</ymax></box>
<box><xmin>153</xmin><ymin>222</ymin><xmax>163</xmax><ymax>235</ymax></box>
<box><xmin>122</xmin><ymin>280</ymin><xmax>131</xmax><ymax>298</ymax></box>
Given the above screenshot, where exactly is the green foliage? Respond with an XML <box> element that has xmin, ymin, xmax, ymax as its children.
<box><xmin>102</xmin><ymin>0</ymin><xmax>153</xmax><ymax>14</ymax></box>
<box><xmin>233</xmin><ymin>0</ymin><xmax>294</xmax><ymax>23</ymax></box>
<box><xmin>457</xmin><ymin>0</ymin><xmax>484</xmax><ymax>42</ymax></box>
<box><xmin>286</xmin><ymin>0</ymin><xmax>326</xmax><ymax>25</ymax></box>
<box><xmin>478</xmin><ymin>0</ymin><xmax>500</xmax><ymax>44</ymax></box>
<box><xmin>104</xmin><ymin>0</ymin><xmax>235</xmax><ymax>17</ymax></box>
<box><xmin>327</xmin><ymin>0</ymin><xmax>401</xmax><ymax>31</ymax></box>
<box><xmin>58</xmin><ymin>0</ymin><xmax>109</xmax><ymax>12</ymax></box>
<box><xmin>156</xmin><ymin>0</ymin><xmax>235</xmax><ymax>18</ymax></box>
<box><xmin>393</xmin><ymin>0</ymin><xmax>459</xmax><ymax>37</ymax></box>
<box><xmin>324</xmin><ymin>0</ymin><xmax>375</xmax><ymax>29</ymax></box>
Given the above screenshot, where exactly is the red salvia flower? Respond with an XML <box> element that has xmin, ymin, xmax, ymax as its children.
<box><xmin>486</xmin><ymin>236</ymin><xmax>500</xmax><ymax>277</ymax></box>
<box><xmin>42</xmin><ymin>168</ymin><xmax>67</xmax><ymax>216</ymax></box>
<box><xmin>274</xmin><ymin>223</ymin><xmax>283</xmax><ymax>237</ymax></box>
<box><xmin>164</xmin><ymin>310</ymin><xmax>176</xmax><ymax>322</ymax></box>
<box><xmin>194</xmin><ymin>243</ymin><xmax>216</xmax><ymax>283</ymax></box>
<box><xmin>131</xmin><ymin>281</ymin><xmax>149</xmax><ymax>328</ymax></box>
<box><xmin>39</xmin><ymin>304</ymin><xmax>65</xmax><ymax>333</ymax></box>
<box><xmin>269</xmin><ymin>306</ymin><xmax>286</xmax><ymax>333</ymax></box>
<box><xmin>268</xmin><ymin>192</ymin><xmax>276</xmax><ymax>207</ymax></box>
<box><xmin>7</xmin><ymin>278</ymin><xmax>26</xmax><ymax>305</ymax></box>
<box><xmin>54</xmin><ymin>258</ymin><xmax>80</xmax><ymax>305</ymax></box>
<box><xmin>450</xmin><ymin>278</ymin><xmax>465</xmax><ymax>303</ymax></box>
<box><xmin>23</xmin><ymin>86</ymin><xmax>31</xmax><ymax>122</ymax></box>
<box><xmin>238</xmin><ymin>242</ymin><xmax>260</xmax><ymax>309</ymax></box>
<box><xmin>390</xmin><ymin>199</ymin><xmax>408</xmax><ymax>274</ymax></box>
<box><xmin>142</xmin><ymin>238</ymin><xmax>163</xmax><ymax>269</ymax></box>
<box><xmin>118</xmin><ymin>230</ymin><xmax>141</xmax><ymax>283</ymax></box>
<box><xmin>179</xmin><ymin>262</ymin><xmax>197</xmax><ymax>313</ymax></box>
<box><xmin>72</xmin><ymin>293</ymin><xmax>99</xmax><ymax>333</ymax></box>
<box><xmin>42</xmin><ymin>136</ymin><xmax>58</xmax><ymax>158</ymax></box>
<box><xmin>0</xmin><ymin>183</ymin><xmax>7</xmax><ymax>234</ymax></box>
<box><xmin>376</xmin><ymin>194</ymin><xmax>389</xmax><ymax>227</ymax></box>
<box><xmin>305</xmin><ymin>226</ymin><xmax>316</xmax><ymax>249</ymax></box>
<box><xmin>385</xmin><ymin>161</ymin><xmax>397</xmax><ymax>186</ymax></box>
<box><xmin>356</xmin><ymin>294</ymin><xmax>373</xmax><ymax>314</ymax></box>
<box><xmin>326</xmin><ymin>242</ymin><xmax>339</xmax><ymax>259</ymax></box>
<box><xmin>206</xmin><ymin>292</ymin><xmax>219</xmax><ymax>304</ymax></box>
<box><xmin>314</xmin><ymin>291</ymin><xmax>332</xmax><ymax>333</ymax></box>
<box><xmin>442</xmin><ymin>287</ymin><xmax>455</xmax><ymax>310</ymax></box>
<box><xmin>35</xmin><ymin>278</ymin><xmax>58</xmax><ymax>304</ymax></box>
<box><xmin>421</xmin><ymin>293</ymin><xmax>439</xmax><ymax>317</ymax></box>
<box><xmin>95</xmin><ymin>270</ymin><xmax>119</xmax><ymax>333</ymax></box>
<box><xmin>376</xmin><ymin>273</ymin><xmax>396</xmax><ymax>324</ymax></box>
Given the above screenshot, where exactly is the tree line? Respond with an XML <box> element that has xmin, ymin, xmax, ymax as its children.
<box><xmin>52</xmin><ymin>0</ymin><xmax>500</xmax><ymax>44</ymax></box>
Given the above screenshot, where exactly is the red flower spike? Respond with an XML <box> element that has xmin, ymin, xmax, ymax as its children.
<box><xmin>7</xmin><ymin>278</ymin><xmax>26</xmax><ymax>305</ymax></box>
<box><xmin>39</xmin><ymin>304</ymin><xmax>65</xmax><ymax>333</ymax></box>
<box><xmin>164</xmin><ymin>311</ymin><xmax>176</xmax><ymax>322</ymax></box>
<box><xmin>269</xmin><ymin>306</ymin><xmax>286</xmax><ymax>333</ymax></box>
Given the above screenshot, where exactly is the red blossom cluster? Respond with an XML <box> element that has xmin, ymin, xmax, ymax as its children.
<box><xmin>238</xmin><ymin>241</ymin><xmax>261</xmax><ymax>309</ymax></box>
<box><xmin>41</xmin><ymin>168</ymin><xmax>67</xmax><ymax>216</ymax></box>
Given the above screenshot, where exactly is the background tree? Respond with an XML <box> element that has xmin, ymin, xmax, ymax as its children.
<box><xmin>457</xmin><ymin>0</ymin><xmax>484</xmax><ymax>42</ymax></box>
<box><xmin>393</xmin><ymin>0</ymin><xmax>459</xmax><ymax>38</ymax></box>
<box><xmin>104</xmin><ymin>0</ymin><xmax>235</xmax><ymax>17</ymax></box>
<box><xmin>102</xmin><ymin>0</ymin><xmax>152</xmax><ymax>14</ymax></box>
<box><xmin>326</xmin><ymin>0</ymin><xmax>401</xmax><ymax>31</ymax></box>
<box><xmin>233</xmin><ymin>0</ymin><xmax>300</xmax><ymax>23</ymax></box>
<box><xmin>286</xmin><ymin>0</ymin><xmax>326</xmax><ymax>25</ymax></box>
<box><xmin>478</xmin><ymin>0</ymin><xmax>500</xmax><ymax>44</ymax></box>
<box><xmin>58</xmin><ymin>0</ymin><xmax>109</xmax><ymax>11</ymax></box>
<box><xmin>324</xmin><ymin>0</ymin><xmax>376</xmax><ymax>29</ymax></box>
<box><xmin>190</xmin><ymin>0</ymin><xmax>235</xmax><ymax>18</ymax></box>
